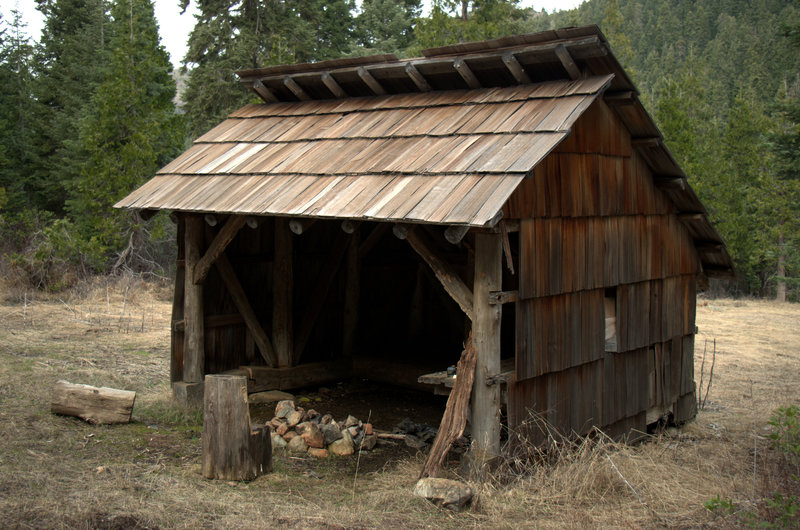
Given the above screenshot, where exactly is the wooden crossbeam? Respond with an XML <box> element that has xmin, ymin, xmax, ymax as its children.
<box><xmin>444</xmin><ymin>225</ymin><xmax>470</xmax><ymax>245</ymax></box>
<box><xmin>283</xmin><ymin>76</ymin><xmax>310</xmax><ymax>100</ymax></box>
<box><xmin>501</xmin><ymin>51</ymin><xmax>531</xmax><ymax>84</ymax></box>
<box><xmin>554</xmin><ymin>44</ymin><xmax>581</xmax><ymax>80</ymax></box>
<box><xmin>358</xmin><ymin>66</ymin><xmax>386</xmax><ymax>95</ymax></box>
<box><xmin>252</xmin><ymin>79</ymin><xmax>278</xmax><ymax>103</ymax></box>
<box><xmin>294</xmin><ymin>232</ymin><xmax>352</xmax><ymax>365</ymax></box>
<box><xmin>405</xmin><ymin>63</ymin><xmax>431</xmax><ymax>91</ymax></box>
<box><xmin>289</xmin><ymin>218</ymin><xmax>315</xmax><ymax>235</ymax></box>
<box><xmin>678</xmin><ymin>213</ymin><xmax>704</xmax><ymax>222</ymax></box>
<box><xmin>604</xmin><ymin>90</ymin><xmax>636</xmax><ymax>105</ymax></box>
<box><xmin>193</xmin><ymin>215</ymin><xmax>246</xmax><ymax>285</ymax></box>
<box><xmin>215</xmin><ymin>253</ymin><xmax>277</xmax><ymax>367</ymax></box>
<box><xmin>406</xmin><ymin>227</ymin><xmax>474</xmax><ymax>321</ymax></box>
<box><xmin>341</xmin><ymin>220</ymin><xmax>358</xmax><ymax>234</ymax></box>
<box><xmin>136</xmin><ymin>209</ymin><xmax>158</xmax><ymax>221</ymax></box>
<box><xmin>321</xmin><ymin>72</ymin><xmax>346</xmax><ymax>98</ymax></box>
<box><xmin>454</xmin><ymin>58</ymin><xmax>481</xmax><ymax>89</ymax></box>
<box><xmin>489</xmin><ymin>290</ymin><xmax>518</xmax><ymax>305</ymax></box>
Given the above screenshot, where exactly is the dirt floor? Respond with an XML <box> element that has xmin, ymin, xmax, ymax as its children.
<box><xmin>0</xmin><ymin>277</ymin><xmax>798</xmax><ymax>528</ymax></box>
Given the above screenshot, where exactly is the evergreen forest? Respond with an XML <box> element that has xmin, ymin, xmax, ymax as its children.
<box><xmin>0</xmin><ymin>0</ymin><xmax>798</xmax><ymax>300</ymax></box>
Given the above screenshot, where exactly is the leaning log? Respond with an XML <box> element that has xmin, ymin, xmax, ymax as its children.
<box><xmin>202</xmin><ymin>374</ymin><xmax>272</xmax><ymax>481</ymax></box>
<box><xmin>51</xmin><ymin>380</ymin><xmax>136</xmax><ymax>424</ymax></box>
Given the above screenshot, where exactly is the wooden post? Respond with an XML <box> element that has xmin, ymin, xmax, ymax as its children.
<box><xmin>273</xmin><ymin>218</ymin><xmax>293</xmax><ymax>367</ymax></box>
<box><xmin>470</xmin><ymin>231</ymin><xmax>502</xmax><ymax>472</ymax></box>
<box><xmin>178</xmin><ymin>214</ymin><xmax>205</xmax><ymax>406</ymax></box>
<box><xmin>170</xmin><ymin>215</ymin><xmax>185</xmax><ymax>384</ymax></box>
<box><xmin>202</xmin><ymin>375</ymin><xmax>272</xmax><ymax>481</ymax></box>
<box><xmin>343</xmin><ymin>229</ymin><xmax>360</xmax><ymax>357</ymax></box>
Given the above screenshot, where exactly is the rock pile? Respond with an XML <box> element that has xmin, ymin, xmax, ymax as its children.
<box><xmin>268</xmin><ymin>400</ymin><xmax>377</xmax><ymax>459</ymax></box>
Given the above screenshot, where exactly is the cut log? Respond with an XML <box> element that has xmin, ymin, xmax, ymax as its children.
<box><xmin>419</xmin><ymin>335</ymin><xmax>477</xmax><ymax>479</ymax></box>
<box><xmin>202</xmin><ymin>375</ymin><xmax>272</xmax><ymax>481</ymax></box>
<box><xmin>51</xmin><ymin>380</ymin><xmax>136</xmax><ymax>424</ymax></box>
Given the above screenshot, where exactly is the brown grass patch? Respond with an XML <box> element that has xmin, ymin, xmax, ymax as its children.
<box><xmin>0</xmin><ymin>281</ymin><xmax>798</xmax><ymax>528</ymax></box>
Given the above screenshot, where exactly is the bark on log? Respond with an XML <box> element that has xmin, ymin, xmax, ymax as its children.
<box><xmin>419</xmin><ymin>335</ymin><xmax>477</xmax><ymax>479</ymax></box>
<box><xmin>202</xmin><ymin>375</ymin><xmax>272</xmax><ymax>481</ymax></box>
<box><xmin>51</xmin><ymin>380</ymin><xmax>136</xmax><ymax>424</ymax></box>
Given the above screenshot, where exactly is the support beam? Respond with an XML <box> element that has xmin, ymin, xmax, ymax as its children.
<box><xmin>252</xmin><ymin>79</ymin><xmax>278</xmax><ymax>103</ymax></box>
<box><xmin>554</xmin><ymin>44</ymin><xmax>581</xmax><ymax>80</ymax></box>
<box><xmin>193</xmin><ymin>215</ymin><xmax>246</xmax><ymax>285</ymax></box>
<box><xmin>500</xmin><ymin>220</ymin><xmax>515</xmax><ymax>274</ymax></box>
<box><xmin>283</xmin><ymin>76</ymin><xmax>310</xmax><ymax>100</ymax></box>
<box><xmin>405</xmin><ymin>63</ymin><xmax>432</xmax><ymax>91</ymax></box>
<box><xmin>289</xmin><ymin>218</ymin><xmax>315</xmax><ymax>235</ymax></box>
<box><xmin>183</xmin><ymin>215</ymin><xmax>205</xmax><ymax>392</ymax></box>
<box><xmin>341</xmin><ymin>220</ymin><xmax>358</xmax><ymax>234</ymax></box>
<box><xmin>678</xmin><ymin>213</ymin><xmax>704</xmax><ymax>222</ymax></box>
<box><xmin>393</xmin><ymin>224</ymin><xmax>409</xmax><ymax>240</ymax></box>
<box><xmin>470</xmin><ymin>231</ymin><xmax>503</xmax><ymax>470</ymax></box>
<box><xmin>501</xmin><ymin>51</ymin><xmax>531</xmax><ymax>84</ymax></box>
<box><xmin>358</xmin><ymin>66</ymin><xmax>386</xmax><ymax>95</ymax></box>
<box><xmin>488</xmin><ymin>290</ymin><xmax>518</xmax><ymax>305</ymax></box>
<box><xmin>294</xmin><ymin>233</ymin><xmax>351</xmax><ymax>364</ymax></box>
<box><xmin>272</xmin><ymin>218</ymin><xmax>293</xmax><ymax>367</ymax></box>
<box><xmin>444</xmin><ymin>225</ymin><xmax>470</xmax><ymax>245</ymax></box>
<box><xmin>321</xmin><ymin>72</ymin><xmax>346</xmax><ymax>98</ymax></box>
<box><xmin>454</xmin><ymin>57</ymin><xmax>481</xmax><ymax>89</ymax></box>
<box><xmin>343</xmin><ymin>228</ymin><xmax>360</xmax><ymax>358</ymax></box>
<box><xmin>695</xmin><ymin>241</ymin><xmax>724</xmax><ymax>253</ymax></box>
<box><xmin>215</xmin><ymin>253</ymin><xmax>277</xmax><ymax>367</ymax></box>
<box><xmin>405</xmin><ymin>227</ymin><xmax>474</xmax><ymax>321</ymax></box>
<box><xmin>204</xmin><ymin>214</ymin><xmax>218</xmax><ymax>227</ymax></box>
<box><xmin>604</xmin><ymin>90</ymin><xmax>636</xmax><ymax>106</ymax></box>
<box><xmin>137</xmin><ymin>209</ymin><xmax>158</xmax><ymax>221</ymax></box>
<box><xmin>245</xmin><ymin>216</ymin><xmax>260</xmax><ymax>229</ymax></box>
<box><xmin>654</xmin><ymin>177</ymin><xmax>687</xmax><ymax>191</ymax></box>
<box><xmin>358</xmin><ymin>223</ymin><xmax>389</xmax><ymax>259</ymax></box>
<box><xmin>632</xmin><ymin>137</ymin><xmax>662</xmax><ymax>148</ymax></box>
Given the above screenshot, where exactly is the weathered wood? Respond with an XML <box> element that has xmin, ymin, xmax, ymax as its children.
<box><xmin>136</xmin><ymin>208</ymin><xmax>158</xmax><ymax>221</ymax></box>
<box><xmin>51</xmin><ymin>381</ymin><xmax>136</xmax><ymax>424</ymax></box>
<box><xmin>272</xmin><ymin>218</ymin><xmax>293</xmax><ymax>367</ymax></box>
<box><xmin>604</xmin><ymin>90</ymin><xmax>636</xmax><ymax>105</ymax></box>
<box><xmin>321</xmin><ymin>72</ymin><xmax>346</xmax><ymax>98</ymax></box>
<box><xmin>392</xmin><ymin>224</ymin><xmax>409</xmax><ymax>240</ymax></box>
<box><xmin>358</xmin><ymin>223</ymin><xmax>389</xmax><ymax>258</ymax></box>
<box><xmin>225</xmin><ymin>361</ymin><xmax>352</xmax><ymax>392</ymax></box>
<box><xmin>500</xmin><ymin>219</ymin><xmax>515</xmax><ymax>274</ymax></box>
<box><xmin>654</xmin><ymin>177</ymin><xmax>687</xmax><ymax>191</ymax></box>
<box><xmin>357</xmin><ymin>66</ymin><xmax>386</xmax><ymax>95</ymax></box>
<box><xmin>283</xmin><ymin>75</ymin><xmax>310</xmax><ymax>100</ymax></box>
<box><xmin>252</xmin><ymin>79</ymin><xmax>278</xmax><ymax>103</ymax></box>
<box><xmin>405</xmin><ymin>63</ymin><xmax>432</xmax><ymax>91</ymax></box>
<box><xmin>171</xmin><ymin>216</ymin><xmax>186</xmax><ymax>384</ymax></box>
<box><xmin>501</xmin><ymin>51</ymin><xmax>531</xmax><ymax>84</ymax></box>
<box><xmin>215</xmin><ymin>253</ymin><xmax>278</xmax><ymax>367</ymax></box>
<box><xmin>174</xmin><ymin>313</ymin><xmax>244</xmax><ymax>332</ymax></box>
<box><xmin>343</xmin><ymin>229</ymin><xmax>360</xmax><ymax>357</ymax></box>
<box><xmin>289</xmin><ymin>218</ymin><xmax>314</xmax><ymax>235</ymax></box>
<box><xmin>294</xmin><ymin>232</ymin><xmax>351</xmax><ymax>364</ymax></box>
<box><xmin>193</xmin><ymin>215</ymin><xmax>246</xmax><ymax>285</ymax></box>
<box><xmin>420</xmin><ymin>335</ymin><xmax>477</xmax><ymax>479</ymax></box>
<box><xmin>202</xmin><ymin>375</ymin><xmax>271</xmax><ymax>481</ymax></box>
<box><xmin>341</xmin><ymin>220</ymin><xmax>358</xmax><ymax>234</ymax></box>
<box><xmin>183</xmin><ymin>215</ymin><xmax>205</xmax><ymax>386</ymax></box>
<box><xmin>454</xmin><ymin>58</ymin><xmax>481</xmax><ymax>88</ymax></box>
<box><xmin>204</xmin><ymin>214</ymin><xmax>218</xmax><ymax>227</ymax></box>
<box><xmin>405</xmin><ymin>227</ymin><xmax>475</xmax><ymax>321</ymax></box>
<box><xmin>444</xmin><ymin>225</ymin><xmax>470</xmax><ymax>245</ymax></box>
<box><xmin>245</xmin><ymin>216</ymin><xmax>260</xmax><ymax>229</ymax></box>
<box><xmin>470</xmin><ymin>231</ymin><xmax>502</xmax><ymax>467</ymax></box>
<box><xmin>554</xmin><ymin>44</ymin><xmax>581</xmax><ymax>80</ymax></box>
<box><xmin>488</xmin><ymin>290</ymin><xmax>518</xmax><ymax>305</ymax></box>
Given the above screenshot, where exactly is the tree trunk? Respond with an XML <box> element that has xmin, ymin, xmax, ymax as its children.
<box><xmin>777</xmin><ymin>231</ymin><xmax>786</xmax><ymax>302</ymax></box>
<box><xmin>51</xmin><ymin>381</ymin><xmax>135</xmax><ymax>424</ymax></box>
<box><xmin>202</xmin><ymin>375</ymin><xmax>272</xmax><ymax>481</ymax></box>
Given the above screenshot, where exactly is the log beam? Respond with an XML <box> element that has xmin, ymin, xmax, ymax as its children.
<box><xmin>358</xmin><ymin>66</ymin><xmax>386</xmax><ymax>95</ymax></box>
<box><xmin>289</xmin><ymin>218</ymin><xmax>315</xmax><ymax>235</ymax></box>
<box><xmin>193</xmin><ymin>215</ymin><xmax>246</xmax><ymax>285</ymax></box>
<box><xmin>454</xmin><ymin>58</ymin><xmax>481</xmax><ymax>89</ymax></box>
<box><xmin>501</xmin><ymin>51</ymin><xmax>531</xmax><ymax>84</ymax></box>
<box><xmin>183</xmin><ymin>215</ymin><xmax>205</xmax><ymax>390</ymax></box>
<box><xmin>405</xmin><ymin>227</ymin><xmax>474</xmax><ymax>321</ymax></box>
<box><xmin>405</xmin><ymin>63</ymin><xmax>432</xmax><ymax>91</ymax></box>
<box><xmin>252</xmin><ymin>79</ymin><xmax>279</xmax><ymax>103</ymax></box>
<box><xmin>215</xmin><ymin>253</ymin><xmax>278</xmax><ymax>367</ymax></box>
<box><xmin>284</xmin><ymin>76</ymin><xmax>310</xmax><ymax>100</ymax></box>
<box><xmin>272</xmin><ymin>218</ymin><xmax>293</xmax><ymax>367</ymax></box>
<box><xmin>470</xmin><ymin>231</ymin><xmax>503</xmax><ymax>470</ymax></box>
<box><xmin>444</xmin><ymin>225</ymin><xmax>470</xmax><ymax>245</ymax></box>
<box><xmin>321</xmin><ymin>72</ymin><xmax>346</xmax><ymax>98</ymax></box>
<box><xmin>554</xmin><ymin>44</ymin><xmax>581</xmax><ymax>80</ymax></box>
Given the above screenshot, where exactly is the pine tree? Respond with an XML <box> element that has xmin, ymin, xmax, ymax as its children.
<box><xmin>353</xmin><ymin>0</ymin><xmax>421</xmax><ymax>55</ymax></box>
<box><xmin>69</xmin><ymin>0</ymin><xmax>183</xmax><ymax>269</ymax></box>
<box><xmin>413</xmin><ymin>0</ymin><xmax>528</xmax><ymax>51</ymax></box>
<box><xmin>32</xmin><ymin>0</ymin><xmax>110</xmax><ymax>214</ymax></box>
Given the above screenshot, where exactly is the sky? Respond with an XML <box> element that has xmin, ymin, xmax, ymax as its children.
<box><xmin>1</xmin><ymin>0</ymin><xmax>585</xmax><ymax>69</ymax></box>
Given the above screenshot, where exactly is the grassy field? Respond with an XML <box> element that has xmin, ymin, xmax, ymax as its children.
<box><xmin>0</xmin><ymin>277</ymin><xmax>798</xmax><ymax>528</ymax></box>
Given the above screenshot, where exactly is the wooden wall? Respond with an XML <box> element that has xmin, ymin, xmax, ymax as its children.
<box><xmin>505</xmin><ymin>99</ymin><xmax>699</xmax><ymax>443</ymax></box>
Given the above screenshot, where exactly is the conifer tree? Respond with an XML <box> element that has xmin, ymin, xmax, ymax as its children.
<box><xmin>70</xmin><ymin>0</ymin><xmax>183</xmax><ymax>269</ymax></box>
<box><xmin>353</xmin><ymin>0</ymin><xmax>421</xmax><ymax>55</ymax></box>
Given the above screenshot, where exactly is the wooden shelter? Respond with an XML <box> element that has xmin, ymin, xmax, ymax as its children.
<box><xmin>116</xmin><ymin>26</ymin><xmax>733</xmax><ymax>457</ymax></box>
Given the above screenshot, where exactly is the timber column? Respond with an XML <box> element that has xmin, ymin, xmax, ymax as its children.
<box><xmin>176</xmin><ymin>214</ymin><xmax>205</xmax><ymax>406</ymax></box>
<box><xmin>470</xmin><ymin>231</ymin><xmax>502</xmax><ymax>472</ymax></box>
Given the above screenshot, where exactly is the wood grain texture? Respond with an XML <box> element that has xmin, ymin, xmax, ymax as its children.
<box><xmin>51</xmin><ymin>381</ymin><xmax>136</xmax><ymax>424</ymax></box>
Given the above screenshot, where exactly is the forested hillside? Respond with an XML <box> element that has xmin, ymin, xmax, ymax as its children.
<box><xmin>0</xmin><ymin>0</ymin><xmax>797</xmax><ymax>300</ymax></box>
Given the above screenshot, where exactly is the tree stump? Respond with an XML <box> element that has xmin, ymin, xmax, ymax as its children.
<box><xmin>51</xmin><ymin>380</ymin><xmax>136</xmax><ymax>424</ymax></box>
<box><xmin>202</xmin><ymin>374</ymin><xmax>272</xmax><ymax>481</ymax></box>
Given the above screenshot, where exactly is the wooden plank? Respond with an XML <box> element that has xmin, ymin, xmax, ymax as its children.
<box><xmin>272</xmin><ymin>218</ymin><xmax>293</xmax><ymax>367</ymax></box>
<box><xmin>470</xmin><ymin>232</ymin><xmax>503</xmax><ymax>466</ymax></box>
<box><xmin>405</xmin><ymin>227</ymin><xmax>474</xmax><ymax>321</ymax></box>
<box><xmin>501</xmin><ymin>51</ymin><xmax>532</xmax><ymax>84</ymax></box>
<box><xmin>193</xmin><ymin>215</ymin><xmax>246</xmax><ymax>285</ymax></box>
<box><xmin>226</xmin><ymin>360</ymin><xmax>352</xmax><ymax>393</ymax></box>
<box><xmin>252</xmin><ymin>79</ymin><xmax>279</xmax><ymax>103</ymax></box>
<box><xmin>215</xmin><ymin>253</ymin><xmax>277</xmax><ymax>368</ymax></box>
<box><xmin>489</xmin><ymin>290</ymin><xmax>518</xmax><ymax>305</ymax></box>
<box><xmin>171</xmin><ymin>216</ymin><xmax>185</xmax><ymax>383</ymax></box>
<box><xmin>283</xmin><ymin>76</ymin><xmax>310</xmax><ymax>100</ymax></box>
<box><xmin>358</xmin><ymin>66</ymin><xmax>386</xmax><ymax>95</ymax></box>
<box><xmin>294</xmin><ymin>232</ymin><xmax>351</xmax><ymax>364</ymax></box>
<box><xmin>183</xmin><ymin>215</ymin><xmax>205</xmax><ymax>384</ymax></box>
<box><xmin>321</xmin><ymin>72</ymin><xmax>346</xmax><ymax>98</ymax></box>
<box><xmin>405</xmin><ymin>63</ymin><xmax>431</xmax><ymax>91</ymax></box>
<box><xmin>454</xmin><ymin>57</ymin><xmax>481</xmax><ymax>89</ymax></box>
<box><xmin>554</xmin><ymin>44</ymin><xmax>581</xmax><ymax>80</ymax></box>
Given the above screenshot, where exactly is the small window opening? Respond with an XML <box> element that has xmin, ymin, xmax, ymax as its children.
<box><xmin>604</xmin><ymin>287</ymin><xmax>617</xmax><ymax>352</ymax></box>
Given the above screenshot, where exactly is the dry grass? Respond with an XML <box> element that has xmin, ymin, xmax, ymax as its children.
<box><xmin>0</xmin><ymin>280</ymin><xmax>798</xmax><ymax>528</ymax></box>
